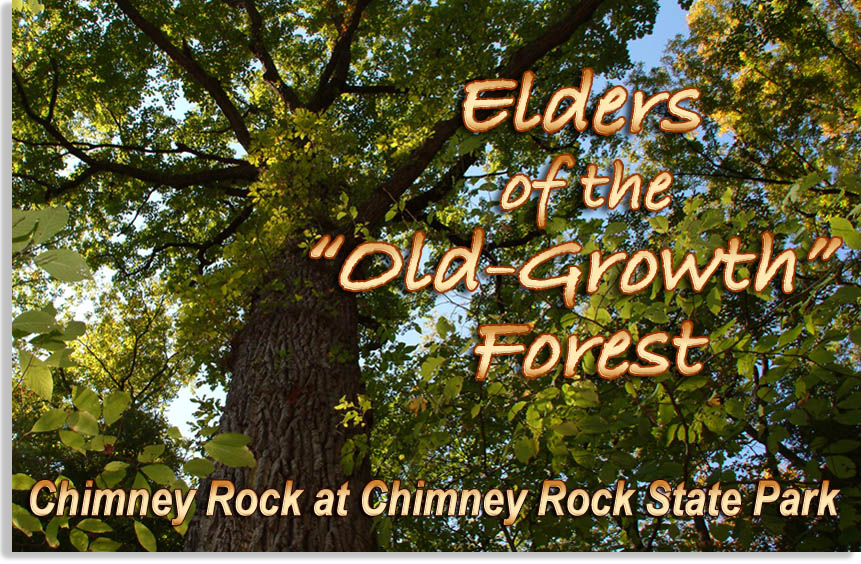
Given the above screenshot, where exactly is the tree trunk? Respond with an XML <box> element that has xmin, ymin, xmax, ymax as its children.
<box><xmin>184</xmin><ymin>251</ymin><xmax>374</xmax><ymax>551</ymax></box>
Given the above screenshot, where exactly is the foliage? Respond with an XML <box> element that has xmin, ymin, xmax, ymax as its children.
<box><xmin>12</xmin><ymin>0</ymin><xmax>861</xmax><ymax>552</ymax></box>
<box><xmin>12</xmin><ymin>206</ymin><xmax>258</xmax><ymax>551</ymax></box>
<box><xmin>364</xmin><ymin>0</ymin><xmax>861</xmax><ymax>551</ymax></box>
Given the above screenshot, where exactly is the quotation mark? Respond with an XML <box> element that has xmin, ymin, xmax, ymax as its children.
<box><xmin>807</xmin><ymin>236</ymin><xmax>842</xmax><ymax>261</ymax></box>
<box><xmin>309</xmin><ymin>234</ymin><xmax>345</xmax><ymax>260</ymax></box>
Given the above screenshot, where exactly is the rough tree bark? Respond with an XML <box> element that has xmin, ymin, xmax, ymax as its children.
<box><xmin>184</xmin><ymin>252</ymin><xmax>374</xmax><ymax>551</ymax></box>
<box><xmin>176</xmin><ymin>0</ymin><xmax>608</xmax><ymax>550</ymax></box>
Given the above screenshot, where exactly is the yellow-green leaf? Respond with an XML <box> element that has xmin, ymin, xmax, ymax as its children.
<box><xmin>134</xmin><ymin>521</ymin><xmax>157</xmax><ymax>552</ymax></box>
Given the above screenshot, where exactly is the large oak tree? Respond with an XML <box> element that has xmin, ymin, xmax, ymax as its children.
<box><xmin>13</xmin><ymin>0</ymin><xmax>860</xmax><ymax>552</ymax></box>
<box><xmin>13</xmin><ymin>0</ymin><xmax>663</xmax><ymax>551</ymax></box>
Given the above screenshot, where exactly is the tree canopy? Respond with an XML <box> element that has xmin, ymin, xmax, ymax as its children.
<box><xmin>12</xmin><ymin>0</ymin><xmax>861</xmax><ymax>552</ymax></box>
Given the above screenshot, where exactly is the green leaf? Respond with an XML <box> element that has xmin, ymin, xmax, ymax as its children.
<box><xmin>830</xmin><ymin>217</ymin><xmax>861</xmax><ymax>250</ymax></box>
<box><xmin>598</xmin><ymin>463</ymin><xmax>618</xmax><ymax>484</ymax></box>
<box><xmin>789</xmin><ymin>171</ymin><xmax>828</xmax><ymax>202</ymax></box>
<box><xmin>34</xmin><ymin>249</ymin><xmax>93</xmax><ymax>281</ymax></box>
<box><xmin>12</xmin><ymin>473</ymin><xmax>36</xmax><ymax>490</ymax></box>
<box><xmin>167</xmin><ymin>426</ymin><xmax>183</xmax><ymax>439</ymax></box>
<box><xmin>32</xmin><ymin>207</ymin><xmax>69</xmax><ymax>244</ymax></box>
<box><xmin>133</xmin><ymin>471</ymin><xmax>151</xmax><ymax>493</ymax></box>
<box><xmin>12</xmin><ymin>208</ymin><xmax>38</xmax><ymax>238</ymax></box>
<box><xmin>59</xmin><ymin>429</ymin><xmax>86</xmax><ymax>451</ymax></box>
<box><xmin>13</xmin><ymin>310</ymin><xmax>58</xmax><ymax>335</ymax></box>
<box><xmin>76</xmin><ymin>518</ymin><xmax>113</xmax><ymax>533</ymax></box>
<box><xmin>826</xmin><ymin>455</ymin><xmax>857</xmax><ymax>479</ymax></box>
<box><xmin>141</xmin><ymin>464</ymin><xmax>177</xmax><ymax>485</ymax></box>
<box><xmin>458</xmin><ymin>133</ymin><xmax>484</xmax><ymax>155</ymax></box>
<box><xmin>87</xmin><ymin>435</ymin><xmax>106</xmax><ymax>452</ymax></box>
<box><xmin>514</xmin><ymin>436</ymin><xmax>536</xmax><ymax>463</ymax></box>
<box><xmin>31</xmin><ymin>408</ymin><xmax>67</xmax><ymax>432</ymax></box>
<box><xmin>700</xmin><ymin>208</ymin><xmax>724</xmax><ymax>231</ymax></box>
<box><xmin>436</xmin><ymin>317</ymin><xmax>455</xmax><ymax>337</ymax></box>
<box><xmin>204</xmin><ymin>434</ymin><xmax>256</xmax><ymax>468</ymax></box>
<box><xmin>644</xmin><ymin>304</ymin><xmax>669</xmax><ymax>324</ymax></box>
<box><xmin>22</xmin><ymin>360</ymin><xmax>53</xmax><ymax>401</ymax></box>
<box><xmin>677</xmin><ymin>375</ymin><xmax>707</xmax><ymax>392</ymax></box>
<box><xmin>12</xmin><ymin>504</ymin><xmax>42</xmax><ymax>537</ymax></box>
<box><xmin>825</xmin><ymin>440</ymin><xmax>861</xmax><ymax>454</ymax></box>
<box><xmin>68</xmin><ymin>411</ymin><xmax>99</xmax><ymax>436</ymax></box>
<box><xmin>24</xmin><ymin>366</ymin><xmax>54</xmax><ymax>401</ymax></box>
<box><xmin>103</xmin><ymin>391</ymin><xmax>131</xmax><ymax>425</ymax></box>
<box><xmin>100</xmin><ymin>468</ymin><xmax>127</xmax><ymax>488</ymax></box>
<box><xmin>12</xmin><ymin>236</ymin><xmax>31</xmax><ymax>254</ymax></box>
<box><xmin>650</xmin><ymin>216</ymin><xmax>669</xmax><ymax>233</ymax></box>
<box><xmin>138</xmin><ymin>444</ymin><xmax>166</xmax><ymax>463</ymax></box>
<box><xmin>69</xmin><ymin>528</ymin><xmax>88</xmax><ymax>551</ymax></box>
<box><xmin>706</xmin><ymin>285</ymin><xmax>721</xmax><ymax>315</ymax></box>
<box><xmin>61</xmin><ymin>320</ymin><xmax>87</xmax><ymax>341</ymax></box>
<box><xmin>45</xmin><ymin>349</ymin><xmax>75</xmax><ymax>368</ymax></box>
<box><xmin>508</xmin><ymin>401</ymin><xmax>527</xmax><ymax>422</ymax></box>
<box><xmin>777</xmin><ymin>324</ymin><xmax>803</xmax><ymax>348</ymax></box>
<box><xmin>578</xmin><ymin>415</ymin><xmax>609</xmax><ymax>434</ymax></box>
<box><xmin>443</xmin><ymin>375</ymin><xmax>463</xmax><ymax>400</ymax></box>
<box><xmin>134</xmin><ymin>521</ymin><xmax>157</xmax><ymax>552</ymax></box>
<box><xmin>89</xmin><ymin>538</ymin><xmax>122</xmax><ymax>552</ymax></box>
<box><xmin>552</xmin><ymin>421</ymin><xmax>578</xmax><ymax>436</ymax></box>
<box><xmin>104</xmin><ymin>461</ymin><xmax>129</xmax><ymax>472</ymax></box>
<box><xmin>571</xmin><ymin>389</ymin><xmax>600</xmax><ymax>408</ymax></box>
<box><xmin>183</xmin><ymin>458</ymin><xmax>216</xmax><ymax>478</ymax></box>
<box><xmin>73</xmin><ymin>387</ymin><xmax>101</xmax><ymax>417</ymax></box>
<box><xmin>712</xmin><ymin>522</ymin><xmax>732</xmax><ymax>542</ymax></box>
<box><xmin>604</xmin><ymin>221</ymin><xmax>627</xmax><ymax>236</ymax></box>
<box><xmin>207</xmin><ymin>432</ymin><xmax>252</xmax><ymax>447</ymax></box>
<box><xmin>45</xmin><ymin>516</ymin><xmax>68</xmax><ymax>549</ymax></box>
<box><xmin>420</xmin><ymin>356</ymin><xmax>444</xmax><ymax>383</ymax></box>
<box><xmin>375</xmin><ymin>515</ymin><xmax>393</xmax><ymax>549</ymax></box>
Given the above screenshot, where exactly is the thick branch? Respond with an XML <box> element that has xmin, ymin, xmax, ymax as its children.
<box><xmin>496</xmin><ymin>0</ymin><xmax>604</xmax><ymax>77</ymax></box>
<box><xmin>13</xmin><ymin>69</ymin><xmax>258</xmax><ymax>197</ymax></box>
<box><xmin>46</xmin><ymin>168</ymin><xmax>99</xmax><ymax>201</ymax></box>
<box><xmin>241</xmin><ymin>0</ymin><xmax>303</xmax><ymax>109</ymax></box>
<box><xmin>356</xmin><ymin>116</ymin><xmax>462</xmax><ymax>228</ymax></box>
<box><xmin>308</xmin><ymin>0</ymin><xmax>374</xmax><ymax>112</ymax></box>
<box><xmin>113</xmin><ymin>0</ymin><xmax>253</xmax><ymax>150</ymax></box>
<box><xmin>402</xmin><ymin>153</ymin><xmax>479</xmax><ymax>218</ymax></box>
<box><xmin>197</xmin><ymin>204</ymin><xmax>255</xmax><ymax>265</ymax></box>
<box><xmin>357</xmin><ymin>0</ymin><xmax>607</xmax><ymax>228</ymax></box>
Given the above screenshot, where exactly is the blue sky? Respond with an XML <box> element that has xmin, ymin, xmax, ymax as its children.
<box><xmin>629</xmin><ymin>1</ymin><xmax>688</xmax><ymax>70</ymax></box>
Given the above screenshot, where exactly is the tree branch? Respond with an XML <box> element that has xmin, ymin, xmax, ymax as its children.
<box><xmin>401</xmin><ymin>153</ymin><xmax>479</xmax><ymax>218</ymax></box>
<box><xmin>47</xmin><ymin>57</ymin><xmax>59</xmax><ymax>124</ymax></box>
<box><xmin>113</xmin><ymin>0</ymin><xmax>253</xmax><ymax>150</ymax></box>
<box><xmin>357</xmin><ymin>0</ymin><xmax>607</xmax><ymax>228</ymax></box>
<box><xmin>240</xmin><ymin>0</ymin><xmax>303</xmax><ymax>109</ymax></box>
<box><xmin>13</xmin><ymin>135</ymin><xmax>247</xmax><ymax>166</ymax></box>
<box><xmin>13</xmin><ymin>68</ymin><xmax>259</xmax><ymax>197</ymax></box>
<box><xmin>308</xmin><ymin>0</ymin><xmax>374</xmax><ymax>112</ymax></box>
<box><xmin>132</xmin><ymin>204</ymin><xmax>255</xmax><ymax>275</ymax></box>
